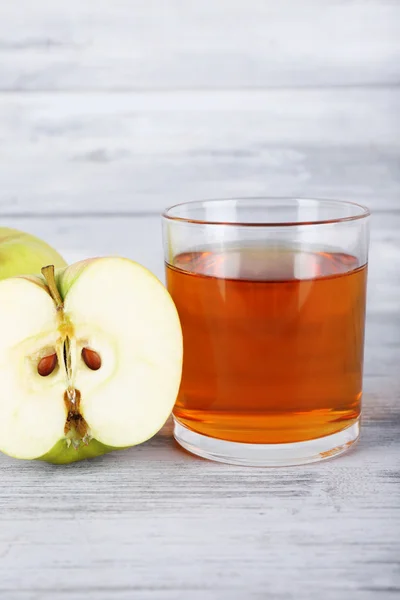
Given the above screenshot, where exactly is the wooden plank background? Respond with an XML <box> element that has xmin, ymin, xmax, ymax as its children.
<box><xmin>0</xmin><ymin>1</ymin><xmax>399</xmax><ymax>599</ymax></box>
<box><xmin>0</xmin><ymin>0</ymin><xmax>399</xmax><ymax>90</ymax></box>
<box><xmin>0</xmin><ymin>89</ymin><xmax>399</xmax><ymax>215</ymax></box>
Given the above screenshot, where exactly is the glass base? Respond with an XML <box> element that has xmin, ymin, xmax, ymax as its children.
<box><xmin>173</xmin><ymin>417</ymin><xmax>360</xmax><ymax>467</ymax></box>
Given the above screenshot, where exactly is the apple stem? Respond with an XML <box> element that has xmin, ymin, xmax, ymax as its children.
<box><xmin>41</xmin><ymin>265</ymin><xmax>64</xmax><ymax>310</ymax></box>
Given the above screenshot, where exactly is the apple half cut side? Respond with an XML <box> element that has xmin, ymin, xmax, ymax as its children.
<box><xmin>0</xmin><ymin>257</ymin><xmax>183</xmax><ymax>464</ymax></box>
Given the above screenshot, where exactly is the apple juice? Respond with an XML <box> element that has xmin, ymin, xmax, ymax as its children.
<box><xmin>165</xmin><ymin>245</ymin><xmax>367</xmax><ymax>444</ymax></box>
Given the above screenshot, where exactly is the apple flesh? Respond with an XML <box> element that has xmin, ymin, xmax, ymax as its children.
<box><xmin>0</xmin><ymin>257</ymin><xmax>183</xmax><ymax>463</ymax></box>
<box><xmin>0</xmin><ymin>227</ymin><xmax>66</xmax><ymax>280</ymax></box>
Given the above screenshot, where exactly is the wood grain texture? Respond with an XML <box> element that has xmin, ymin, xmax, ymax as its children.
<box><xmin>0</xmin><ymin>0</ymin><xmax>399</xmax><ymax>90</ymax></box>
<box><xmin>0</xmin><ymin>214</ymin><xmax>399</xmax><ymax>600</ymax></box>
<box><xmin>0</xmin><ymin>89</ymin><xmax>399</xmax><ymax>216</ymax></box>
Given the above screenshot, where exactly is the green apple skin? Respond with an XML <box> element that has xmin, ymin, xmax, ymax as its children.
<box><xmin>0</xmin><ymin>227</ymin><xmax>66</xmax><ymax>280</ymax></box>
<box><xmin>39</xmin><ymin>439</ymin><xmax>119</xmax><ymax>465</ymax></box>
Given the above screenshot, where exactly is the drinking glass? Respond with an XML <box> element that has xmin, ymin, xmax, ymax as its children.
<box><xmin>162</xmin><ymin>198</ymin><xmax>370</xmax><ymax>466</ymax></box>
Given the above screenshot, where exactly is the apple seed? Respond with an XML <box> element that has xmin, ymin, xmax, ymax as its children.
<box><xmin>82</xmin><ymin>348</ymin><xmax>101</xmax><ymax>371</ymax></box>
<box><xmin>37</xmin><ymin>353</ymin><xmax>57</xmax><ymax>377</ymax></box>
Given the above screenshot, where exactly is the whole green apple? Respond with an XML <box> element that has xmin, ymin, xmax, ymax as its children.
<box><xmin>0</xmin><ymin>227</ymin><xmax>66</xmax><ymax>280</ymax></box>
<box><xmin>0</xmin><ymin>257</ymin><xmax>183</xmax><ymax>464</ymax></box>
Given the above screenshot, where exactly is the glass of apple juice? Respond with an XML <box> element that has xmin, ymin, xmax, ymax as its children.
<box><xmin>162</xmin><ymin>198</ymin><xmax>370</xmax><ymax>466</ymax></box>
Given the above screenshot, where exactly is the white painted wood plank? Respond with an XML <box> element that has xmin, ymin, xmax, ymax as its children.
<box><xmin>0</xmin><ymin>0</ymin><xmax>399</xmax><ymax>90</ymax></box>
<box><xmin>0</xmin><ymin>423</ymin><xmax>398</xmax><ymax>600</ymax></box>
<box><xmin>0</xmin><ymin>214</ymin><xmax>398</xmax><ymax>599</ymax></box>
<box><xmin>0</xmin><ymin>89</ymin><xmax>399</xmax><ymax>215</ymax></box>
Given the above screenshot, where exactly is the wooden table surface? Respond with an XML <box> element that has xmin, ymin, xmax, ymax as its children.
<box><xmin>0</xmin><ymin>212</ymin><xmax>399</xmax><ymax>600</ymax></box>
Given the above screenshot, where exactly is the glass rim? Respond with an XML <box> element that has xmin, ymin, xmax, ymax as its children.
<box><xmin>162</xmin><ymin>197</ymin><xmax>371</xmax><ymax>227</ymax></box>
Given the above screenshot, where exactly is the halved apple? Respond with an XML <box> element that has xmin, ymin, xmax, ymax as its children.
<box><xmin>0</xmin><ymin>257</ymin><xmax>183</xmax><ymax>463</ymax></box>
